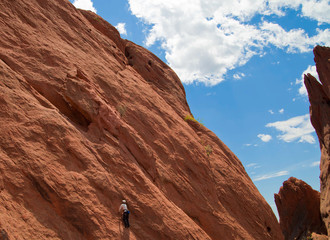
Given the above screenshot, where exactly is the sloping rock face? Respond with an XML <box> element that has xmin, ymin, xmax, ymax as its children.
<box><xmin>275</xmin><ymin>177</ymin><xmax>327</xmax><ymax>240</ymax></box>
<box><xmin>304</xmin><ymin>45</ymin><xmax>330</xmax><ymax>235</ymax></box>
<box><xmin>311</xmin><ymin>233</ymin><xmax>328</xmax><ymax>240</ymax></box>
<box><xmin>0</xmin><ymin>0</ymin><xmax>283</xmax><ymax>239</ymax></box>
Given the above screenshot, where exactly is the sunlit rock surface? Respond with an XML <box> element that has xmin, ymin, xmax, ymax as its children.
<box><xmin>0</xmin><ymin>0</ymin><xmax>283</xmax><ymax>239</ymax></box>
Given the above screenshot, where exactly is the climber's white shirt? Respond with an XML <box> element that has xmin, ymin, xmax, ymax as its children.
<box><xmin>119</xmin><ymin>203</ymin><xmax>128</xmax><ymax>212</ymax></box>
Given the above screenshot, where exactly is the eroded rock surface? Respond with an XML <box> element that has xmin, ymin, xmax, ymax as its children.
<box><xmin>0</xmin><ymin>0</ymin><xmax>283</xmax><ymax>239</ymax></box>
<box><xmin>305</xmin><ymin>45</ymin><xmax>330</xmax><ymax>235</ymax></box>
<box><xmin>275</xmin><ymin>177</ymin><xmax>327</xmax><ymax>240</ymax></box>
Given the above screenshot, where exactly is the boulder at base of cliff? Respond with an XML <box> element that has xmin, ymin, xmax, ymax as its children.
<box><xmin>275</xmin><ymin>177</ymin><xmax>327</xmax><ymax>240</ymax></box>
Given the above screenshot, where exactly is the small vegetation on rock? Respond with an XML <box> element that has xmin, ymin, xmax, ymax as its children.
<box><xmin>200</xmin><ymin>140</ymin><xmax>213</xmax><ymax>157</ymax></box>
<box><xmin>205</xmin><ymin>144</ymin><xmax>213</xmax><ymax>157</ymax></box>
<box><xmin>306</xmin><ymin>232</ymin><xmax>313</xmax><ymax>240</ymax></box>
<box><xmin>93</xmin><ymin>16</ymin><xmax>101</xmax><ymax>22</ymax></box>
<box><xmin>184</xmin><ymin>114</ymin><xmax>203</xmax><ymax>125</ymax></box>
<box><xmin>117</xmin><ymin>104</ymin><xmax>127</xmax><ymax>117</ymax></box>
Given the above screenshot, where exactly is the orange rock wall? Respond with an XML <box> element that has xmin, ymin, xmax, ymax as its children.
<box><xmin>305</xmin><ymin>46</ymin><xmax>330</xmax><ymax>235</ymax></box>
<box><xmin>0</xmin><ymin>0</ymin><xmax>283</xmax><ymax>239</ymax></box>
<box><xmin>275</xmin><ymin>177</ymin><xmax>327</xmax><ymax>240</ymax></box>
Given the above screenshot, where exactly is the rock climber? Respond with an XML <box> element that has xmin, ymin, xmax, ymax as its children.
<box><xmin>119</xmin><ymin>199</ymin><xmax>130</xmax><ymax>228</ymax></box>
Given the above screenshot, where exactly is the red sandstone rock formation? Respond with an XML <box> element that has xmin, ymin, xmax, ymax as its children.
<box><xmin>311</xmin><ymin>233</ymin><xmax>328</xmax><ymax>240</ymax></box>
<box><xmin>275</xmin><ymin>177</ymin><xmax>327</xmax><ymax>240</ymax></box>
<box><xmin>304</xmin><ymin>46</ymin><xmax>330</xmax><ymax>235</ymax></box>
<box><xmin>0</xmin><ymin>0</ymin><xmax>283</xmax><ymax>239</ymax></box>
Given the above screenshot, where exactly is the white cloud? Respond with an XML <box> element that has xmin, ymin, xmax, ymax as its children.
<box><xmin>247</xmin><ymin>163</ymin><xmax>257</xmax><ymax>168</ymax></box>
<box><xmin>206</xmin><ymin>92</ymin><xmax>216</xmax><ymax>96</ymax></box>
<box><xmin>72</xmin><ymin>0</ymin><xmax>96</xmax><ymax>13</ymax></box>
<box><xmin>258</xmin><ymin>134</ymin><xmax>272</xmax><ymax>142</ymax></box>
<box><xmin>259</xmin><ymin>21</ymin><xmax>315</xmax><ymax>53</ymax></box>
<box><xmin>128</xmin><ymin>0</ymin><xmax>330</xmax><ymax>85</ymax></box>
<box><xmin>311</xmin><ymin>161</ymin><xmax>320</xmax><ymax>167</ymax></box>
<box><xmin>296</xmin><ymin>65</ymin><xmax>319</xmax><ymax>96</ymax></box>
<box><xmin>115</xmin><ymin>23</ymin><xmax>127</xmax><ymax>36</ymax></box>
<box><xmin>233</xmin><ymin>73</ymin><xmax>245</xmax><ymax>80</ymax></box>
<box><xmin>302</xmin><ymin>1</ymin><xmax>330</xmax><ymax>24</ymax></box>
<box><xmin>246</xmin><ymin>163</ymin><xmax>261</xmax><ymax>169</ymax></box>
<box><xmin>269</xmin><ymin>109</ymin><xmax>284</xmax><ymax>115</ymax></box>
<box><xmin>267</xmin><ymin>0</ymin><xmax>330</xmax><ymax>24</ymax></box>
<box><xmin>253</xmin><ymin>170</ymin><xmax>289</xmax><ymax>182</ymax></box>
<box><xmin>266</xmin><ymin>114</ymin><xmax>316</xmax><ymax>143</ymax></box>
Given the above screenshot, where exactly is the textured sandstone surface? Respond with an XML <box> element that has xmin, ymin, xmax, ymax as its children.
<box><xmin>0</xmin><ymin>0</ymin><xmax>283</xmax><ymax>239</ymax></box>
<box><xmin>304</xmin><ymin>46</ymin><xmax>330</xmax><ymax>235</ymax></box>
<box><xmin>275</xmin><ymin>177</ymin><xmax>327</xmax><ymax>240</ymax></box>
<box><xmin>311</xmin><ymin>232</ymin><xmax>328</xmax><ymax>240</ymax></box>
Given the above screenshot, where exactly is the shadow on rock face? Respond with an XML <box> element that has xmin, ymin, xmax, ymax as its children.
<box><xmin>275</xmin><ymin>177</ymin><xmax>327</xmax><ymax>240</ymax></box>
<box><xmin>118</xmin><ymin>218</ymin><xmax>130</xmax><ymax>240</ymax></box>
<box><xmin>122</xmin><ymin>228</ymin><xmax>130</xmax><ymax>240</ymax></box>
<box><xmin>0</xmin><ymin>229</ymin><xmax>9</xmax><ymax>240</ymax></box>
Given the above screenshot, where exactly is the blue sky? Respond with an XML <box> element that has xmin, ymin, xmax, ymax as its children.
<box><xmin>70</xmin><ymin>0</ymin><xmax>330</xmax><ymax>217</ymax></box>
